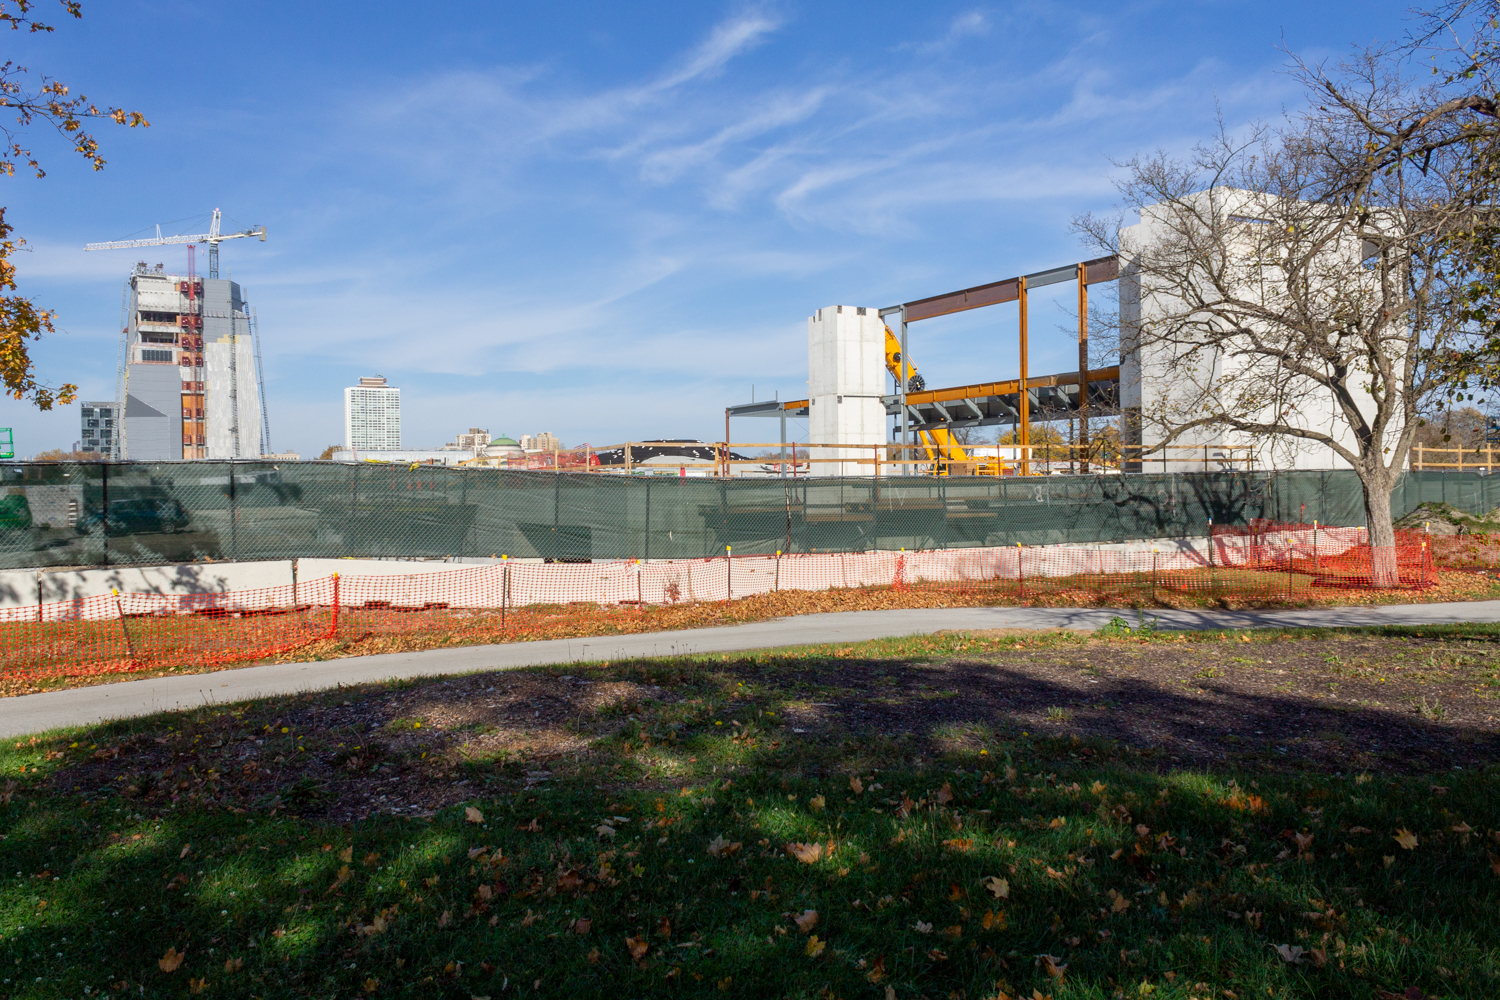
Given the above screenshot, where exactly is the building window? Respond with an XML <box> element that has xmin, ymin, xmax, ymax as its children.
<box><xmin>81</xmin><ymin>408</ymin><xmax>95</xmax><ymax>418</ymax></box>
<box><xmin>82</xmin><ymin>429</ymin><xmax>95</xmax><ymax>439</ymax></box>
<box><xmin>103</xmin><ymin>419</ymin><xmax>113</xmax><ymax>428</ymax></box>
<box><xmin>86</xmin><ymin>419</ymin><xmax>98</xmax><ymax>428</ymax></box>
<box><xmin>98</xmin><ymin>408</ymin><xmax>112</xmax><ymax>418</ymax></box>
<box><xmin>141</xmin><ymin>349</ymin><xmax>174</xmax><ymax>363</ymax></box>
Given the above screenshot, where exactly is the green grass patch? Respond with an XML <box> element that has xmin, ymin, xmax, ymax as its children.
<box><xmin>0</xmin><ymin>627</ymin><xmax>1497</xmax><ymax>998</ymax></box>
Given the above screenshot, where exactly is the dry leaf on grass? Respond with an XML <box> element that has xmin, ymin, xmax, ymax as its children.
<box><xmin>465</xmin><ymin>807</ymin><xmax>484</xmax><ymax>824</ymax></box>
<box><xmin>626</xmin><ymin>935</ymin><xmax>649</xmax><ymax>962</ymax></box>
<box><xmin>785</xmin><ymin>842</ymin><xmax>823</xmax><ymax>863</ymax></box>
<box><xmin>983</xmin><ymin>876</ymin><xmax>1009</xmax><ymax>899</ymax></box>
<box><xmin>804</xmin><ymin>935</ymin><xmax>826</xmax><ymax>958</ymax></box>
<box><xmin>339</xmin><ymin>846</ymin><xmax>353</xmax><ymax>863</ymax></box>
<box><xmin>792</xmin><ymin>909</ymin><xmax>818</xmax><ymax>934</ymax></box>
<box><xmin>1394</xmin><ymin>829</ymin><xmax>1420</xmax><ymax>850</ymax></box>
<box><xmin>1038</xmin><ymin>954</ymin><xmax>1067</xmax><ymax>981</ymax></box>
<box><xmin>158</xmin><ymin>947</ymin><xmax>185</xmax><ymax>974</ymax></box>
<box><xmin>179</xmin><ymin>844</ymin><xmax>191</xmax><ymax>859</ymax></box>
<box><xmin>706</xmin><ymin>835</ymin><xmax>741</xmax><ymax>858</ymax></box>
<box><xmin>810</xmin><ymin>794</ymin><xmax>826</xmax><ymax>811</ymax></box>
<box><xmin>188</xmin><ymin>977</ymin><xmax>208</xmax><ymax>994</ymax></box>
<box><xmin>849</xmin><ymin>776</ymin><xmax>863</xmax><ymax>795</ymax></box>
<box><xmin>223</xmin><ymin>958</ymin><xmax>243</xmax><ymax>973</ymax></box>
<box><xmin>935</xmin><ymin>782</ymin><xmax>954</xmax><ymax>805</ymax></box>
<box><xmin>1274</xmin><ymin>944</ymin><xmax>1307</xmax><ymax>964</ymax></box>
<box><xmin>914</xmin><ymin>920</ymin><xmax>933</xmax><ymax>934</ymax></box>
<box><xmin>572</xmin><ymin>918</ymin><xmax>591</xmax><ymax>935</ymax></box>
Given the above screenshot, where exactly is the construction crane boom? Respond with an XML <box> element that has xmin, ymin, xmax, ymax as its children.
<box><xmin>882</xmin><ymin>325</ymin><xmax>1004</xmax><ymax>476</ymax></box>
<box><xmin>85</xmin><ymin>208</ymin><xmax>266</xmax><ymax>278</ymax></box>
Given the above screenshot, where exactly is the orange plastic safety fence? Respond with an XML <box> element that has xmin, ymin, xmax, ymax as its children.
<box><xmin>0</xmin><ymin>524</ymin><xmax>1439</xmax><ymax>682</ymax></box>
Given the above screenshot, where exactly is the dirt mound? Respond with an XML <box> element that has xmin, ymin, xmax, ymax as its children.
<box><xmin>1394</xmin><ymin>500</ymin><xmax>1500</xmax><ymax>535</ymax></box>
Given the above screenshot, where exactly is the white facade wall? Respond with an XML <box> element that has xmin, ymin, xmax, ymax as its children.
<box><xmin>807</xmin><ymin>305</ymin><xmax>887</xmax><ymax>476</ymax></box>
<box><xmin>345</xmin><ymin>386</ymin><xmax>401</xmax><ymax>451</ymax></box>
<box><xmin>1120</xmin><ymin>189</ymin><xmax>1390</xmax><ymax>472</ymax></box>
<box><xmin>205</xmin><ymin>333</ymin><xmax>261</xmax><ymax>459</ymax></box>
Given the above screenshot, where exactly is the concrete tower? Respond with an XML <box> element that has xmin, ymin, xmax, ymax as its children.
<box><xmin>807</xmin><ymin>305</ymin><xmax>886</xmax><ymax>476</ymax></box>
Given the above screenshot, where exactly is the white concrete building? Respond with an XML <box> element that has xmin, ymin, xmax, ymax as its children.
<box><xmin>807</xmin><ymin>305</ymin><xmax>886</xmax><ymax>476</ymax></box>
<box><xmin>344</xmin><ymin>376</ymin><xmax>401</xmax><ymax>452</ymax></box>
<box><xmin>1119</xmin><ymin>188</ymin><xmax>1391</xmax><ymax>472</ymax></box>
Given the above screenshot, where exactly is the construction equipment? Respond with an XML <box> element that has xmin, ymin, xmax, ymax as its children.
<box><xmin>883</xmin><ymin>326</ymin><xmax>1005</xmax><ymax>476</ymax></box>
<box><xmin>85</xmin><ymin>208</ymin><xmax>266</xmax><ymax>278</ymax></box>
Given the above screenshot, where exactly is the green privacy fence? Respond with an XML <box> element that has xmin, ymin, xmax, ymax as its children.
<box><xmin>0</xmin><ymin>461</ymin><xmax>1493</xmax><ymax>570</ymax></box>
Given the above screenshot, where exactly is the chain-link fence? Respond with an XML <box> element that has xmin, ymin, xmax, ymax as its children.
<box><xmin>0</xmin><ymin>461</ymin><xmax>1492</xmax><ymax>569</ymax></box>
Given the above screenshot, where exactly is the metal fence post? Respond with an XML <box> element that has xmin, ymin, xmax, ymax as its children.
<box><xmin>229</xmin><ymin>461</ymin><xmax>239</xmax><ymax>561</ymax></box>
<box><xmin>100</xmin><ymin>461</ymin><xmax>109</xmax><ymax>568</ymax></box>
<box><xmin>111</xmin><ymin>587</ymin><xmax>137</xmax><ymax>666</ymax></box>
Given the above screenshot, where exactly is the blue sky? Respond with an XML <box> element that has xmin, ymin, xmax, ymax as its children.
<box><xmin>0</xmin><ymin>0</ymin><xmax>1411</xmax><ymax>458</ymax></box>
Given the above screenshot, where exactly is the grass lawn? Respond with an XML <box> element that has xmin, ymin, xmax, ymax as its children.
<box><xmin>1</xmin><ymin>624</ymin><xmax>1498</xmax><ymax>998</ymax></box>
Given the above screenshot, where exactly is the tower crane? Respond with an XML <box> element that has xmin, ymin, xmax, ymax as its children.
<box><xmin>84</xmin><ymin>208</ymin><xmax>265</xmax><ymax>277</ymax></box>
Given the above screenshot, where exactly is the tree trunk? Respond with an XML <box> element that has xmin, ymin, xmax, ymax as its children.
<box><xmin>1362</xmin><ymin>475</ymin><xmax>1400</xmax><ymax>588</ymax></box>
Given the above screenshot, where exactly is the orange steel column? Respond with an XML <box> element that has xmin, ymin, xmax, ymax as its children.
<box><xmin>1018</xmin><ymin>275</ymin><xmax>1030</xmax><ymax>477</ymax></box>
<box><xmin>1077</xmin><ymin>262</ymin><xmax>1090</xmax><ymax>475</ymax></box>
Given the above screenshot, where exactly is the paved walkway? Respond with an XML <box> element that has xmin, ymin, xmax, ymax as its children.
<box><xmin>4</xmin><ymin>600</ymin><xmax>1499</xmax><ymax>739</ymax></box>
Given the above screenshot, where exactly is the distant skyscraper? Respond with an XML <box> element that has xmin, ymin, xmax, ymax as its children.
<box><xmin>119</xmin><ymin>263</ymin><xmax>264</xmax><ymax>460</ymax></box>
<box><xmin>345</xmin><ymin>376</ymin><xmax>401</xmax><ymax>451</ymax></box>
<box><xmin>78</xmin><ymin>400</ymin><xmax>119</xmax><ymax>458</ymax></box>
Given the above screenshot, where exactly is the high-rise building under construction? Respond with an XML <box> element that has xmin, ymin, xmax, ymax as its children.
<box><xmin>120</xmin><ymin>262</ymin><xmax>264</xmax><ymax>460</ymax></box>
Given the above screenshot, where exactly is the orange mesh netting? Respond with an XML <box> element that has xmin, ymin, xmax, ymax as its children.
<box><xmin>0</xmin><ymin>522</ymin><xmax>1438</xmax><ymax>683</ymax></box>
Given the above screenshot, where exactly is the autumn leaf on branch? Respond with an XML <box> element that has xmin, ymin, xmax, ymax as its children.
<box><xmin>0</xmin><ymin>3</ymin><xmax>149</xmax><ymax>410</ymax></box>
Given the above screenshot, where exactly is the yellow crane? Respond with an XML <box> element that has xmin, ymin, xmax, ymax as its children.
<box><xmin>883</xmin><ymin>327</ymin><xmax>1005</xmax><ymax>476</ymax></box>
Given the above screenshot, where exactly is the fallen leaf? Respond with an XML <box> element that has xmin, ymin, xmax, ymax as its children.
<box><xmin>849</xmin><ymin>776</ymin><xmax>864</xmax><ymax>795</ymax></box>
<box><xmin>914</xmin><ymin>920</ymin><xmax>933</xmax><ymax>934</ymax></box>
<box><xmin>1394</xmin><ymin>829</ymin><xmax>1419</xmax><ymax>850</ymax></box>
<box><xmin>1294</xmin><ymin>832</ymin><xmax>1314</xmax><ymax>854</ymax></box>
<box><xmin>189</xmin><ymin>978</ymin><xmax>209</xmax><ymax>995</ymax></box>
<box><xmin>586</xmin><ymin>947</ymin><xmax>600</xmax><ymax>965</ymax></box>
<box><xmin>326</xmin><ymin>864</ymin><xmax>351</xmax><ymax>895</ymax></box>
<box><xmin>520</xmin><ymin>909</ymin><xmax>538</xmax><ymax>928</ymax></box>
<box><xmin>926</xmin><ymin>947</ymin><xmax>948</xmax><ymax>962</ymax></box>
<box><xmin>1308</xmin><ymin>947</ymin><xmax>1327</xmax><ymax>968</ymax></box>
<box><xmin>707</xmin><ymin>835</ymin><xmax>741</xmax><ymax>858</ymax></box>
<box><xmin>596</xmin><ymin>823</ymin><xmax>617</xmax><ymax>839</ymax></box>
<box><xmin>223</xmin><ymin>958</ymin><xmax>243</xmax><ymax>973</ymax></box>
<box><xmin>804</xmin><ymin>934</ymin><xmax>826</xmax><ymax>958</ymax></box>
<box><xmin>1274</xmin><ymin>944</ymin><xmax>1307</xmax><ymax>964</ymax></box>
<box><xmin>158</xmin><ymin>947</ymin><xmax>185</xmax><ymax>974</ymax></box>
<box><xmin>1049</xmin><ymin>817</ymin><xmax>1066</xmax><ymax>829</ymax></box>
<box><xmin>983</xmin><ymin>876</ymin><xmax>1009</xmax><ymax>899</ymax></box>
<box><xmin>785</xmin><ymin>842</ymin><xmax>823</xmax><ymax>864</ymax></box>
<box><xmin>519</xmin><ymin>818</ymin><xmax>541</xmax><ymax>832</ymax></box>
<box><xmin>810</xmin><ymin>795</ymin><xmax>826</xmax><ymax>811</ymax></box>
<box><xmin>981</xmin><ymin>908</ymin><xmax>1008</xmax><ymax>930</ymax></box>
<box><xmin>179</xmin><ymin>844</ymin><xmax>192</xmax><ymax>859</ymax></box>
<box><xmin>572</xmin><ymin>918</ymin><xmax>591</xmax><ymax>935</ymax></box>
<box><xmin>935</xmin><ymin>782</ymin><xmax>954</xmax><ymax>805</ymax></box>
<box><xmin>465</xmin><ymin>807</ymin><xmax>485</xmax><ymax>824</ymax></box>
<box><xmin>1110</xmin><ymin>891</ymin><xmax>1130</xmax><ymax>914</ymax></box>
<box><xmin>1039</xmin><ymin>954</ymin><xmax>1067</xmax><ymax>981</ymax></box>
<box><xmin>339</xmin><ymin>846</ymin><xmax>353</xmax><ymax>863</ymax></box>
<box><xmin>437</xmin><ymin>910</ymin><xmax>451</xmax><ymax>928</ymax></box>
<box><xmin>362</xmin><ymin>978</ymin><xmax>378</xmax><ymax>994</ymax></box>
<box><xmin>865</xmin><ymin>954</ymin><xmax>886</xmax><ymax>983</ymax></box>
<box><xmin>626</xmin><ymin>935</ymin><xmax>649</xmax><ymax>962</ymax></box>
<box><xmin>793</xmin><ymin>909</ymin><xmax>819</xmax><ymax>934</ymax></box>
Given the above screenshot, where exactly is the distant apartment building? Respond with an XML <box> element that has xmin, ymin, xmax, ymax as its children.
<box><xmin>520</xmin><ymin>432</ymin><xmax>559</xmax><ymax>452</ymax></box>
<box><xmin>443</xmin><ymin>427</ymin><xmax>491</xmax><ymax>451</ymax></box>
<box><xmin>78</xmin><ymin>400</ymin><xmax>119</xmax><ymax>458</ymax></box>
<box><xmin>120</xmin><ymin>263</ymin><xmax>263</xmax><ymax>460</ymax></box>
<box><xmin>345</xmin><ymin>376</ymin><xmax>401</xmax><ymax>451</ymax></box>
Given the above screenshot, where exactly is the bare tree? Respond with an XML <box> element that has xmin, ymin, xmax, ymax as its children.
<box><xmin>1074</xmin><ymin>64</ymin><xmax>1480</xmax><ymax>583</ymax></box>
